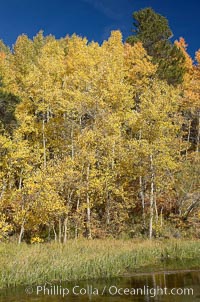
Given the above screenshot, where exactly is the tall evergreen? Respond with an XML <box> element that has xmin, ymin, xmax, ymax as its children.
<box><xmin>126</xmin><ymin>8</ymin><xmax>185</xmax><ymax>85</ymax></box>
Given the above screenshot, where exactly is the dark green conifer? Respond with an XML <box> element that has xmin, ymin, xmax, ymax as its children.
<box><xmin>126</xmin><ymin>8</ymin><xmax>185</xmax><ymax>85</ymax></box>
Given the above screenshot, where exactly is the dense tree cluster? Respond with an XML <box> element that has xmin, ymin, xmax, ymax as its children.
<box><xmin>0</xmin><ymin>10</ymin><xmax>199</xmax><ymax>243</ymax></box>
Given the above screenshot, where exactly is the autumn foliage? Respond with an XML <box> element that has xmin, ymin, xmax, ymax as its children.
<box><xmin>0</xmin><ymin>29</ymin><xmax>199</xmax><ymax>243</ymax></box>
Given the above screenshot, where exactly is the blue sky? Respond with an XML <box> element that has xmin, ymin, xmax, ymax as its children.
<box><xmin>0</xmin><ymin>0</ymin><xmax>199</xmax><ymax>58</ymax></box>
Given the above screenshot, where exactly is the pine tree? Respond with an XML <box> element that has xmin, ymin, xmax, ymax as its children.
<box><xmin>126</xmin><ymin>7</ymin><xmax>185</xmax><ymax>85</ymax></box>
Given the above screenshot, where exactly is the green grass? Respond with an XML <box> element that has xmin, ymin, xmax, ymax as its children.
<box><xmin>0</xmin><ymin>239</ymin><xmax>200</xmax><ymax>288</ymax></box>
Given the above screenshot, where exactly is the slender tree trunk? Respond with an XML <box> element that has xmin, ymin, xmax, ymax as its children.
<box><xmin>63</xmin><ymin>190</ymin><xmax>73</xmax><ymax>243</ymax></box>
<box><xmin>179</xmin><ymin>136</ymin><xmax>183</xmax><ymax>158</ymax></box>
<box><xmin>160</xmin><ymin>207</ymin><xmax>163</xmax><ymax>228</ymax></box>
<box><xmin>138</xmin><ymin>130</ymin><xmax>146</xmax><ymax>227</ymax></box>
<box><xmin>196</xmin><ymin>111</ymin><xmax>200</xmax><ymax>155</ymax></box>
<box><xmin>154</xmin><ymin>192</ymin><xmax>158</xmax><ymax>223</ymax></box>
<box><xmin>111</xmin><ymin>142</ymin><xmax>115</xmax><ymax>170</ymax></box>
<box><xmin>63</xmin><ymin>217</ymin><xmax>68</xmax><ymax>244</ymax></box>
<box><xmin>42</xmin><ymin>114</ymin><xmax>47</xmax><ymax>169</ymax></box>
<box><xmin>19</xmin><ymin>177</ymin><xmax>22</xmax><ymax>190</ymax></box>
<box><xmin>58</xmin><ymin>218</ymin><xmax>62</xmax><ymax>243</ymax></box>
<box><xmin>75</xmin><ymin>198</ymin><xmax>80</xmax><ymax>239</ymax></box>
<box><xmin>48</xmin><ymin>225</ymin><xmax>51</xmax><ymax>242</ymax></box>
<box><xmin>186</xmin><ymin>119</ymin><xmax>191</xmax><ymax>160</ymax></box>
<box><xmin>18</xmin><ymin>220</ymin><xmax>25</xmax><ymax>244</ymax></box>
<box><xmin>71</xmin><ymin>123</ymin><xmax>74</xmax><ymax>160</ymax></box>
<box><xmin>75</xmin><ymin>224</ymin><xmax>78</xmax><ymax>240</ymax></box>
<box><xmin>53</xmin><ymin>224</ymin><xmax>57</xmax><ymax>242</ymax></box>
<box><xmin>105</xmin><ymin>142</ymin><xmax>115</xmax><ymax>227</ymax></box>
<box><xmin>149</xmin><ymin>154</ymin><xmax>154</xmax><ymax>240</ymax></box>
<box><xmin>47</xmin><ymin>106</ymin><xmax>50</xmax><ymax>122</ymax></box>
<box><xmin>0</xmin><ymin>182</ymin><xmax>6</xmax><ymax>201</ymax></box>
<box><xmin>106</xmin><ymin>190</ymin><xmax>110</xmax><ymax>226</ymax></box>
<box><xmin>86</xmin><ymin>165</ymin><xmax>92</xmax><ymax>239</ymax></box>
<box><xmin>139</xmin><ymin>176</ymin><xmax>146</xmax><ymax>227</ymax></box>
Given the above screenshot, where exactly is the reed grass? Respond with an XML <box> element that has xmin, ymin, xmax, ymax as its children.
<box><xmin>0</xmin><ymin>239</ymin><xmax>199</xmax><ymax>288</ymax></box>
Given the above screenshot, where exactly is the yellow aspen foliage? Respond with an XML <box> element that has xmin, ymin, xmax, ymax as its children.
<box><xmin>175</xmin><ymin>38</ymin><xmax>199</xmax><ymax>110</ymax></box>
<box><xmin>0</xmin><ymin>29</ymin><xmax>199</xmax><ymax>241</ymax></box>
<box><xmin>124</xmin><ymin>42</ymin><xmax>157</xmax><ymax>89</ymax></box>
<box><xmin>0</xmin><ymin>213</ymin><xmax>12</xmax><ymax>240</ymax></box>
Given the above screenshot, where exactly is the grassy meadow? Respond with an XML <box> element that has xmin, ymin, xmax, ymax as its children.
<box><xmin>0</xmin><ymin>239</ymin><xmax>199</xmax><ymax>289</ymax></box>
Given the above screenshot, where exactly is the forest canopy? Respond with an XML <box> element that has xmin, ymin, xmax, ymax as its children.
<box><xmin>0</xmin><ymin>8</ymin><xmax>199</xmax><ymax>243</ymax></box>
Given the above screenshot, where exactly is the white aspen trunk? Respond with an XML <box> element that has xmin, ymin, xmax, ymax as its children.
<box><xmin>71</xmin><ymin>123</ymin><xmax>74</xmax><ymax>160</ymax></box>
<box><xmin>139</xmin><ymin>176</ymin><xmax>146</xmax><ymax>227</ymax></box>
<box><xmin>42</xmin><ymin>115</ymin><xmax>46</xmax><ymax>169</ymax></box>
<box><xmin>105</xmin><ymin>142</ymin><xmax>115</xmax><ymax>227</ymax></box>
<box><xmin>106</xmin><ymin>189</ymin><xmax>110</xmax><ymax>226</ymax></box>
<box><xmin>186</xmin><ymin>119</ymin><xmax>191</xmax><ymax>160</ymax></box>
<box><xmin>18</xmin><ymin>220</ymin><xmax>25</xmax><ymax>244</ymax></box>
<box><xmin>63</xmin><ymin>190</ymin><xmax>73</xmax><ymax>243</ymax></box>
<box><xmin>47</xmin><ymin>106</ymin><xmax>50</xmax><ymax>122</ymax></box>
<box><xmin>138</xmin><ymin>130</ymin><xmax>146</xmax><ymax>227</ymax></box>
<box><xmin>154</xmin><ymin>192</ymin><xmax>158</xmax><ymax>223</ymax></box>
<box><xmin>179</xmin><ymin>136</ymin><xmax>183</xmax><ymax>158</ymax></box>
<box><xmin>79</xmin><ymin>116</ymin><xmax>83</xmax><ymax>133</ymax></box>
<box><xmin>149</xmin><ymin>154</ymin><xmax>154</xmax><ymax>240</ymax></box>
<box><xmin>196</xmin><ymin>111</ymin><xmax>200</xmax><ymax>154</ymax></box>
<box><xmin>63</xmin><ymin>217</ymin><xmax>68</xmax><ymax>244</ymax></box>
<box><xmin>75</xmin><ymin>198</ymin><xmax>80</xmax><ymax>239</ymax></box>
<box><xmin>160</xmin><ymin>207</ymin><xmax>163</xmax><ymax>228</ymax></box>
<box><xmin>0</xmin><ymin>182</ymin><xmax>6</xmax><ymax>201</ymax></box>
<box><xmin>53</xmin><ymin>224</ymin><xmax>57</xmax><ymax>242</ymax></box>
<box><xmin>86</xmin><ymin>165</ymin><xmax>92</xmax><ymax>239</ymax></box>
<box><xmin>19</xmin><ymin>177</ymin><xmax>22</xmax><ymax>190</ymax></box>
<box><xmin>18</xmin><ymin>168</ymin><xmax>23</xmax><ymax>190</ymax></box>
<box><xmin>58</xmin><ymin>218</ymin><xmax>62</xmax><ymax>243</ymax></box>
<box><xmin>111</xmin><ymin>142</ymin><xmax>115</xmax><ymax>170</ymax></box>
